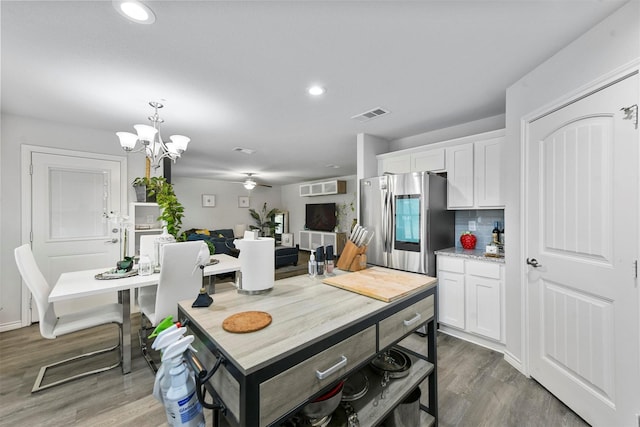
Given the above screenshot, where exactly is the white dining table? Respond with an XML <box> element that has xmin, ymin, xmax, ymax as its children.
<box><xmin>50</xmin><ymin>254</ymin><xmax>241</xmax><ymax>374</ymax></box>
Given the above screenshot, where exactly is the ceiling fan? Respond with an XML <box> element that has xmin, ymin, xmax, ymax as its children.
<box><xmin>235</xmin><ymin>173</ymin><xmax>272</xmax><ymax>190</ymax></box>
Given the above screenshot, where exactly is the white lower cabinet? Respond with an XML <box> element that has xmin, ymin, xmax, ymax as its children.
<box><xmin>437</xmin><ymin>255</ymin><xmax>504</xmax><ymax>342</ymax></box>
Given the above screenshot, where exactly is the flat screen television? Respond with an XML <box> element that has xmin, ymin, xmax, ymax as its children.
<box><xmin>305</xmin><ymin>203</ymin><xmax>336</xmax><ymax>232</ymax></box>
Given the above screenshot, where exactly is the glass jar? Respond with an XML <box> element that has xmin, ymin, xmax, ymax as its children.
<box><xmin>138</xmin><ymin>254</ymin><xmax>152</xmax><ymax>276</ymax></box>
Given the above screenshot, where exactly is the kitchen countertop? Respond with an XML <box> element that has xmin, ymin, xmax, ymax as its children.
<box><xmin>435</xmin><ymin>247</ymin><xmax>505</xmax><ymax>263</ymax></box>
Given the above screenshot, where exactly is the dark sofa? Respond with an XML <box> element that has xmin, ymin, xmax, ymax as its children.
<box><xmin>184</xmin><ymin>228</ymin><xmax>239</xmax><ymax>257</ymax></box>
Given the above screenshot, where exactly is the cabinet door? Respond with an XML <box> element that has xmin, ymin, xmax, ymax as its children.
<box><xmin>445</xmin><ymin>143</ymin><xmax>474</xmax><ymax>208</ymax></box>
<box><xmin>299</xmin><ymin>184</ymin><xmax>311</xmax><ymax>197</ymax></box>
<box><xmin>465</xmin><ymin>275</ymin><xmax>501</xmax><ymax>341</ymax></box>
<box><xmin>475</xmin><ymin>136</ymin><xmax>504</xmax><ymax>207</ymax></box>
<box><xmin>322</xmin><ymin>181</ymin><xmax>338</xmax><ymax>194</ymax></box>
<box><xmin>437</xmin><ymin>270</ymin><xmax>465</xmax><ymax>329</ymax></box>
<box><xmin>322</xmin><ymin>232</ymin><xmax>336</xmax><ymax>249</ymax></box>
<box><xmin>310</xmin><ymin>182</ymin><xmax>324</xmax><ymax>195</ymax></box>
<box><xmin>411</xmin><ymin>148</ymin><xmax>445</xmax><ymax>172</ymax></box>
<box><xmin>299</xmin><ymin>231</ymin><xmax>311</xmax><ymax>251</ymax></box>
<box><xmin>310</xmin><ymin>232</ymin><xmax>323</xmax><ymax>250</ymax></box>
<box><xmin>380</xmin><ymin>155</ymin><xmax>411</xmax><ymax>174</ymax></box>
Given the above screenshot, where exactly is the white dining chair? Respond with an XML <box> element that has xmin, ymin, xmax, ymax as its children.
<box><xmin>13</xmin><ymin>244</ymin><xmax>123</xmax><ymax>393</ymax></box>
<box><xmin>138</xmin><ymin>240</ymin><xmax>207</xmax><ymax>371</ymax></box>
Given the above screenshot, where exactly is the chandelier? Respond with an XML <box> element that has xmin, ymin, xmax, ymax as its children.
<box><xmin>116</xmin><ymin>101</ymin><xmax>190</xmax><ymax>169</ymax></box>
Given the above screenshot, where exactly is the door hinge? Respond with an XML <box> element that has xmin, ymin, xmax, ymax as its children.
<box><xmin>29</xmin><ymin>163</ymin><xmax>33</xmax><ymax>175</ymax></box>
<box><xmin>635</xmin><ymin>260</ymin><xmax>638</xmax><ymax>279</ymax></box>
<box><xmin>29</xmin><ymin>231</ymin><xmax>33</xmax><ymax>243</ymax></box>
<box><xmin>621</xmin><ymin>104</ymin><xmax>638</xmax><ymax>129</ymax></box>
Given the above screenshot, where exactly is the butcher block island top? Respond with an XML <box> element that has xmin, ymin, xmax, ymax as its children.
<box><xmin>179</xmin><ymin>267</ymin><xmax>435</xmax><ymax>375</ymax></box>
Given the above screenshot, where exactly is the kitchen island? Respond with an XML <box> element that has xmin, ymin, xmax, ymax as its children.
<box><xmin>178</xmin><ymin>268</ymin><xmax>437</xmax><ymax>427</ymax></box>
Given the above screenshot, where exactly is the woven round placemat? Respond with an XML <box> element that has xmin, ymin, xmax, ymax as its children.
<box><xmin>222</xmin><ymin>311</ymin><xmax>272</xmax><ymax>333</ymax></box>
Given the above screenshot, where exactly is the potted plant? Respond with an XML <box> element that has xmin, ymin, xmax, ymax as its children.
<box><xmin>142</xmin><ymin>176</ymin><xmax>184</xmax><ymax>239</ymax></box>
<box><xmin>249</xmin><ymin>202</ymin><xmax>279</xmax><ymax>237</ymax></box>
<box><xmin>132</xmin><ymin>177</ymin><xmax>149</xmax><ymax>202</ymax></box>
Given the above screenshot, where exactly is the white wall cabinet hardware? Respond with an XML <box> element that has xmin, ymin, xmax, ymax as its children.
<box><xmin>299</xmin><ymin>180</ymin><xmax>346</xmax><ymax>197</ymax></box>
<box><xmin>298</xmin><ymin>230</ymin><xmax>346</xmax><ymax>255</ymax></box>
<box><xmin>128</xmin><ymin>202</ymin><xmax>162</xmax><ymax>258</ymax></box>
<box><xmin>437</xmin><ymin>255</ymin><xmax>504</xmax><ymax>343</ymax></box>
<box><xmin>446</xmin><ymin>136</ymin><xmax>504</xmax><ymax>209</ymax></box>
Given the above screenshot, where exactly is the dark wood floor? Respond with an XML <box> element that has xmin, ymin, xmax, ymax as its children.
<box><xmin>0</xmin><ymin>312</ymin><xmax>589</xmax><ymax>426</ymax></box>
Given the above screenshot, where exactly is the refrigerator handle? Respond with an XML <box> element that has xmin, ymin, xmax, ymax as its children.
<box><xmin>384</xmin><ymin>188</ymin><xmax>393</xmax><ymax>253</ymax></box>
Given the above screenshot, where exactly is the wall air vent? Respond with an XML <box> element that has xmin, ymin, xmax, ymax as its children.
<box><xmin>351</xmin><ymin>107</ymin><xmax>390</xmax><ymax>122</ymax></box>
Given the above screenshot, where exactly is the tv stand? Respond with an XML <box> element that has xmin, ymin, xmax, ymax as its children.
<box><xmin>298</xmin><ymin>230</ymin><xmax>347</xmax><ymax>255</ymax></box>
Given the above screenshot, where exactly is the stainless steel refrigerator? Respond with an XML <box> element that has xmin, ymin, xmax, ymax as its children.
<box><xmin>360</xmin><ymin>172</ymin><xmax>454</xmax><ymax>276</ymax></box>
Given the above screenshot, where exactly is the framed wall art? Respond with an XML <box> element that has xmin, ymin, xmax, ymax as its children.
<box><xmin>202</xmin><ymin>194</ymin><xmax>216</xmax><ymax>207</ymax></box>
<box><xmin>238</xmin><ymin>196</ymin><xmax>249</xmax><ymax>208</ymax></box>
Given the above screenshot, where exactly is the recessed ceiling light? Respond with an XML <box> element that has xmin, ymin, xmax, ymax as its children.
<box><xmin>113</xmin><ymin>1</ymin><xmax>156</xmax><ymax>24</ymax></box>
<box><xmin>308</xmin><ymin>85</ymin><xmax>326</xmax><ymax>96</ymax></box>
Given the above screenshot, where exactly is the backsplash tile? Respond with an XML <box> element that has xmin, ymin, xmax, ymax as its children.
<box><xmin>454</xmin><ymin>209</ymin><xmax>504</xmax><ymax>250</ymax></box>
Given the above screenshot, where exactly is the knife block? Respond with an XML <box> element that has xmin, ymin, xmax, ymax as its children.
<box><xmin>336</xmin><ymin>241</ymin><xmax>368</xmax><ymax>272</ymax></box>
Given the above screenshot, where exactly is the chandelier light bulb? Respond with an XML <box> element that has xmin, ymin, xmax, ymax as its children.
<box><xmin>243</xmin><ymin>180</ymin><xmax>257</xmax><ymax>190</ymax></box>
<box><xmin>169</xmin><ymin>135</ymin><xmax>190</xmax><ymax>152</ymax></box>
<box><xmin>116</xmin><ymin>132</ymin><xmax>138</xmax><ymax>150</ymax></box>
<box><xmin>134</xmin><ymin>124</ymin><xmax>158</xmax><ymax>143</ymax></box>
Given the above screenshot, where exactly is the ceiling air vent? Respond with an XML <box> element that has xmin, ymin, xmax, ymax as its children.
<box><xmin>233</xmin><ymin>147</ymin><xmax>255</xmax><ymax>155</ymax></box>
<box><xmin>351</xmin><ymin>107</ymin><xmax>390</xmax><ymax>122</ymax></box>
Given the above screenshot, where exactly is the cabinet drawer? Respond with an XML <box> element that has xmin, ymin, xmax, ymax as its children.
<box><xmin>467</xmin><ymin>260</ymin><xmax>501</xmax><ymax>279</ymax></box>
<box><xmin>379</xmin><ymin>295</ymin><xmax>434</xmax><ymax>350</ymax></box>
<box><xmin>438</xmin><ymin>256</ymin><xmax>465</xmax><ymax>273</ymax></box>
<box><xmin>260</xmin><ymin>326</ymin><xmax>376</xmax><ymax>426</ymax></box>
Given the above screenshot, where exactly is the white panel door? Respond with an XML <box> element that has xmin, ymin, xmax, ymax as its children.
<box><xmin>526</xmin><ymin>73</ymin><xmax>639</xmax><ymax>426</ymax></box>
<box><xmin>30</xmin><ymin>151</ymin><xmax>124</xmax><ymax>318</ymax></box>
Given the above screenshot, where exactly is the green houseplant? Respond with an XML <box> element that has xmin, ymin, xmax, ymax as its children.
<box><xmin>249</xmin><ymin>202</ymin><xmax>279</xmax><ymax>237</ymax></box>
<box><xmin>133</xmin><ymin>176</ymin><xmax>184</xmax><ymax>238</ymax></box>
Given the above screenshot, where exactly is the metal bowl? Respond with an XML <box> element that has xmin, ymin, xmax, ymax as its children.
<box><xmin>301</xmin><ymin>382</ymin><xmax>344</xmax><ymax>421</ymax></box>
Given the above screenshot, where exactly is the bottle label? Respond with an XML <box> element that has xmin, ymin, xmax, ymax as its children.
<box><xmin>167</xmin><ymin>390</ymin><xmax>205</xmax><ymax>427</ymax></box>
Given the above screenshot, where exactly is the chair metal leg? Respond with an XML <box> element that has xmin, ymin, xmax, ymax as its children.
<box><xmin>138</xmin><ymin>314</ymin><xmax>159</xmax><ymax>374</ymax></box>
<box><xmin>32</xmin><ymin>342</ymin><xmax>121</xmax><ymax>393</ymax></box>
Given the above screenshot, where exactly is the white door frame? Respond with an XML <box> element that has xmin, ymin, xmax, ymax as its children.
<box><xmin>20</xmin><ymin>145</ymin><xmax>127</xmax><ymax>327</ymax></box>
<box><xmin>519</xmin><ymin>59</ymin><xmax>640</xmax><ymax>376</ymax></box>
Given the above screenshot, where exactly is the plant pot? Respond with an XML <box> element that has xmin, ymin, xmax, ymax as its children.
<box><xmin>134</xmin><ymin>185</ymin><xmax>146</xmax><ymax>202</ymax></box>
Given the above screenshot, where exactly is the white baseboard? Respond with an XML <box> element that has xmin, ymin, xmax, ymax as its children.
<box><xmin>438</xmin><ymin>325</ymin><xmax>506</xmax><ymax>353</ymax></box>
<box><xmin>503</xmin><ymin>350</ymin><xmax>527</xmax><ymax>376</ymax></box>
<box><xmin>0</xmin><ymin>320</ymin><xmax>24</xmax><ymax>333</ymax></box>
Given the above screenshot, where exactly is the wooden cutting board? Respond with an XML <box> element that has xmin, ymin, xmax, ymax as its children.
<box><xmin>322</xmin><ymin>266</ymin><xmax>437</xmax><ymax>302</ymax></box>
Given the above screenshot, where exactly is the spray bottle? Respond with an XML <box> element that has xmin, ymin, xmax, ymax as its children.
<box><xmin>163</xmin><ymin>335</ymin><xmax>205</xmax><ymax>427</ymax></box>
<box><xmin>152</xmin><ymin>326</ymin><xmax>188</xmax><ymax>415</ymax></box>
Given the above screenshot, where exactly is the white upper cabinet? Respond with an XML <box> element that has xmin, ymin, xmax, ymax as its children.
<box><xmin>299</xmin><ymin>180</ymin><xmax>346</xmax><ymax>197</ymax></box>
<box><xmin>377</xmin><ymin>130</ymin><xmax>504</xmax><ymax>210</ymax></box>
<box><xmin>379</xmin><ymin>155</ymin><xmax>411</xmax><ymax>174</ymax></box>
<box><xmin>447</xmin><ymin>133</ymin><xmax>505</xmax><ymax>210</ymax></box>
<box><xmin>474</xmin><ymin>137</ymin><xmax>504</xmax><ymax>208</ymax></box>
<box><xmin>445</xmin><ymin>143</ymin><xmax>475</xmax><ymax>208</ymax></box>
<box><xmin>378</xmin><ymin>148</ymin><xmax>445</xmax><ymax>175</ymax></box>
